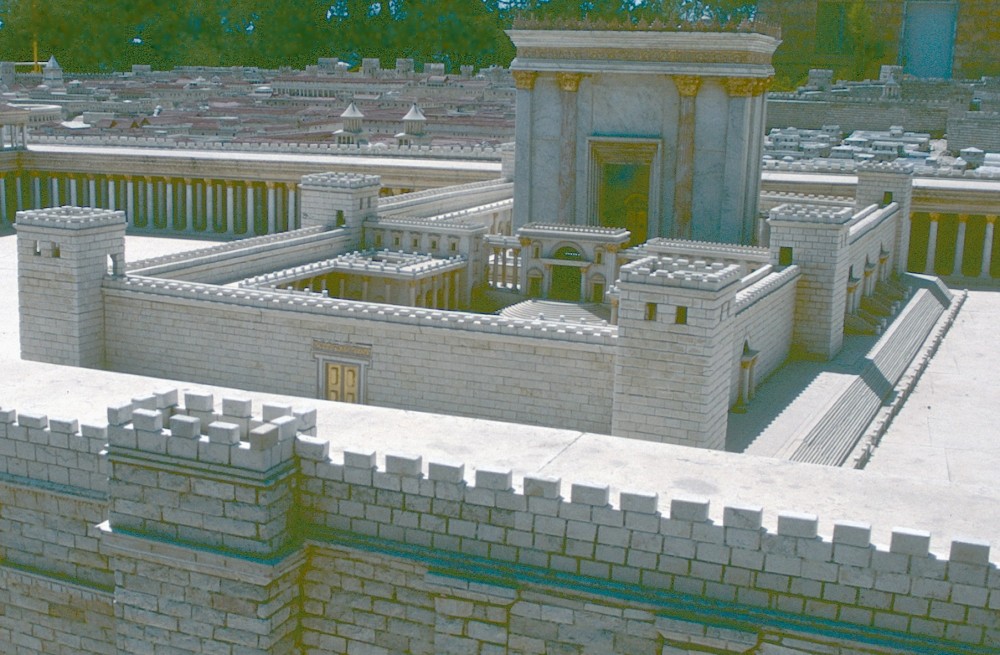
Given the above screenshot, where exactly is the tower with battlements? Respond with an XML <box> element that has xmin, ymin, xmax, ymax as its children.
<box><xmin>612</xmin><ymin>255</ymin><xmax>741</xmax><ymax>447</ymax></box>
<box><xmin>16</xmin><ymin>206</ymin><xmax>126</xmax><ymax>367</ymax></box>
<box><xmin>299</xmin><ymin>173</ymin><xmax>380</xmax><ymax>247</ymax></box>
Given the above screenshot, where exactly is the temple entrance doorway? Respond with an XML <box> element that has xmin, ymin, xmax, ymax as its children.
<box><xmin>550</xmin><ymin>246</ymin><xmax>583</xmax><ymax>301</ymax></box>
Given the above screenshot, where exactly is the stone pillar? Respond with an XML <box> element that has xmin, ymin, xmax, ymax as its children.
<box><xmin>124</xmin><ymin>176</ymin><xmax>134</xmax><ymax>224</ymax></box>
<box><xmin>267</xmin><ymin>181</ymin><xmax>277</xmax><ymax>234</ymax></box>
<box><xmin>511</xmin><ymin>70</ymin><xmax>537</xmax><ymax>230</ymax></box>
<box><xmin>87</xmin><ymin>175</ymin><xmax>97</xmax><ymax>208</ymax></box>
<box><xmin>69</xmin><ymin>175</ymin><xmax>78</xmax><ymax>205</ymax></box>
<box><xmin>107</xmin><ymin>177</ymin><xmax>116</xmax><ymax>211</ymax></box>
<box><xmin>612</xmin><ymin>256</ymin><xmax>740</xmax><ymax>448</ymax></box>
<box><xmin>246</xmin><ymin>183</ymin><xmax>255</xmax><ymax>233</ymax></box>
<box><xmin>185</xmin><ymin>178</ymin><xmax>194</xmax><ymax>225</ymax></box>
<box><xmin>15</xmin><ymin>173</ymin><xmax>22</xmax><ymax>210</ymax></box>
<box><xmin>557</xmin><ymin>72</ymin><xmax>583</xmax><ymax>225</ymax></box>
<box><xmin>925</xmin><ymin>213</ymin><xmax>939</xmax><ymax>275</ymax></box>
<box><xmin>16</xmin><ymin>206</ymin><xmax>127</xmax><ymax>366</ymax></box>
<box><xmin>31</xmin><ymin>172</ymin><xmax>41</xmax><ymax>208</ymax></box>
<box><xmin>982</xmin><ymin>216</ymin><xmax>995</xmax><ymax>278</ymax></box>
<box><xmin>286</xmin><ymin>183</ymin><xmax>297</xmax><ymax>231</ymax></box>
<box><xmin>953</xmin><ymin>215</ymin><xmax>967</xmax><ymax>276</ymax></box>
<box><xmin>145</xmin><ymin>177</ymin><xmax>154</xmax><ymax>227</ymax></box>
<box><xmin>672</xmin><ymin>75</ymin><xmax>700</xmax><ymax>239</ymax></box>
<box><xmin>226</xmin><ymin>181</ymin><xmax>235</xmax><ymax>231</ymax></box>
<box><xmin>50</xmin><ymin>176</ymin><xmax>60</xmax><ymax>206</ymax></box>
<box><xmin>0</xmin><ymin>176</ymin><xmax>6</xmax><ymax>223</ymax></box>
<box><xmin>206</xmin><ymin>180</ymin><xmax>215</xmax><ymax>229</ymax></box>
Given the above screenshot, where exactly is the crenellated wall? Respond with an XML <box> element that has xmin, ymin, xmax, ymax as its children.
<box><xmin>0</xmin><ymin>392</ymin><xmax>996</xmax><ymax>654</ymax></box>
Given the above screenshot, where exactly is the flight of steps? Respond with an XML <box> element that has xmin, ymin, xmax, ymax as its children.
<box><xmin>498</xmin><ymin>300</ymin><xmax>611</xmax><ymax>325</ymax></box>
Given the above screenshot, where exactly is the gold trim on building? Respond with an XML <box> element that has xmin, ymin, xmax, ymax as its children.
<box><xmin>673</xmin><ymin>75</ymin><xmax>702</xmax><ymax>97</ymax></box>
<box><xmin>557</xmin><ymin>72</ymin><xmax>586</xmax><ymax>92</ymax></box>
<box><xmin>512</xmin><ymin>70</ymin><xmax>538</xmax><ymax>90</ymax></box>
<box><xmin>724</xmin><ymin>77</ymin><xmax>757</xmax><ymax>97</ymax></box>
<box><xmin>519</xmin><ymin>47</ymin><xmax>774</xmax><ymax>66</ymax></box>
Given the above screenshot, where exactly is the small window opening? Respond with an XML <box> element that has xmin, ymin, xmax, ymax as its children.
<box><xmin>374</xmin><ymin>233</ymin><xmax>383</xmax><ymax>247</ymax></box>
<box><xmin>33</xmin><ymin>240</ymin><xmax>41</xmax><ymax>256</ymax></box>
<box><xmin>675</xmin><ymin>306</ymin><xmax>688</xmax><ymax>324</ymax></box>
<box><xmin>51</xmin><ymin>243</ymin><xmax>60</xmax><ymax>258</ymax></box>
<box><xmin>645</xmin><ymin>303</ymin><xmax>657</xmax><ymax>321</ymax></box>
<box><xmin>393</xmin><ymin>236</ymin><xmax>400</xmax><ymax>247</ymax></box>
<box><xmin>450</xmin><ymin>242</ymin><xmax>458</xmax><ymax>252</ymax></box>
<box><xmin>336</xmin><ymin>209</ymin><xmax>345</xmax><ymax>226</ymax></box>
<box><xmin>779</xmin><ymin>246</ymin><xmax>793</xmax><ymax>266</ymax></box>
<box><xmin>882</xmin><ymin>191</ymin><xmax>893</xmax><ymax>206</ymax></box>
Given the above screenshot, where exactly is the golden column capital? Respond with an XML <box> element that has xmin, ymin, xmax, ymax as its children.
<box><xmin>265</xmin><ymin>180</ymin><xmax>276</xmax><ymax>189</ymax></box>
<box><xmin>519</xmin><ymin>236</ymin><xmax>533</xmax><ymax>248</ymax></box>
<box><xmin>556</xmin><ymin>72</ymin><xmax>585</xmax><ymax>92</ymax></box>
<box><xmin>512</xmin><ymin>70</ymin><xmax>538</xmax><ymax>91</ymax></box>
<box><xmin>752</xmin><ymin>77</ymin><xmax>773</xmax><ymax>96</ymax></box>
<box><xmin>673</xmin><ymin>75</ymin><xmax>702</xmax><ymax>97</ymax></box>
<box><xmin>123</xmin><ymin>174</ymin><xmax>132</xmax><ymax>182</ymax></box>
<box><xmin>987</xmin><ymin>215</ymin><xmax>997</xmax><ymax>225</ymax></box>
<box><xmin>958</xmin><ymin>214</ymin><xmax>969</xmax><ymax>224</ymax></box>
<box><xmin>605</xmin><ymin>244</ymin><xmax>619</xmax><ymax>254</ymax></box>
<box><xmin>724</xmin><ymin>77</ymin><xmax>757</xmax><ymax>97</ymax></box>
<box><xmin>929</xmin><ymin>212</ymin><xmax>941</xmax><ymax>222</ymax></box>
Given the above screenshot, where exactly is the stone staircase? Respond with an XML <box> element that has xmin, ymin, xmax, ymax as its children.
<box><xmin>498</xmin><ymin>300</ymin><xmax>612</xmax><ymax>325</ymax></box>
<box><xmin>741</xmin><ymin>284</ymin><xmax>949</xmax><ymax>466</ymax></box>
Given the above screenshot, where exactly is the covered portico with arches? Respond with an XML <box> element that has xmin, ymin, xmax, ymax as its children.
<box><xmin>516</xmin><ymin>223</ymin><xmax>630</xmax><ymax>303</ymax></box>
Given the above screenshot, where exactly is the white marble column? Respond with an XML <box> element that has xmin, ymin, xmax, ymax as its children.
<box><xmin>125</xmin><ymin>176</ymin><xmax>135</xmax><ymax>224</ymax></box>
<box><xmin>185</xmin><ymin>179</ymin><xmax>194</xmax><ymax>227</ymax></box>
<box><xmin>15</xmin><ymin>174</ymin><xmax>23</xmax><ymax>211</ymax></box>
<box><xmin>69</xmin><ymin>175</ymin><xmax>78</xmax><ymax>205</ymax></box>
<box><xmin>982</xmin><ymin>216</ymin><xmax>995</xmax><ymax>278</ymax></box>
<box><xmin>31</xmin><ymin>173</ymin><xmax>41</xmax><ymax>208</ymax></box>
<box><xmin>246</xmin><ymin>183</ymin><xmax>255</xmax><ymax>233</ymax></box>
<box><xmin>165</xmin><ymin>179</ymin><xmax>175</xmax><ymax>228</ymax></box>
<box><xmin>286</xmin><ymin>184</ymin><xmax>297</xmax><ymax>230</ymax></box>
<box><xmin>50</xmin><ymin>176</ymin><xmax>59</xmax><ymax>206</ymax></box>
<box><xmin>266</xmin><ymin>181</ymin><xmax>277</xmax><ymax>234</ymax></box>
<box><xmin>145</xmin><ymin>177</ymin><xmax>154</xmax><ymax>226</ymax></box>
<box><xmin>557</xmin><ymin>72</ymin><xmax>583</xmax><ymax>225</ymax></box>
<box><xmin>511</xmin><ymin>70</ymin><xmax>536</xmax><ymax>230</ymax></box>
<box><xmin>924</xmin><ymin>213</ymin><xmax>939</xmax><ymax>275</ymax></box>
<box><xmin>953</xmin><ymin>215</ymin><xmax>967</xmax><ymax>276</ymax></box>
<box><xmin>107</xmin><ymin>178</ymin><xmax>116</xmax><ymax>211</ymax></box>
<box><xmin>87</xmin><ymin>176</ymin><xmax>97</xmax><ymax>208</ymax></box>
<box><xmin>0</xmin><ymin>176</ymin><xmax>6</xmax><ymax>223</ymax></box>
<box><xmin>206</xmin><ymin>180</ymin><xmax>215</xmax><ymax>229</ymax></box>
<box><xmin>226</xmin><ymin>182</ymin><xmax>235</xmax><ymax>232</ymax></box>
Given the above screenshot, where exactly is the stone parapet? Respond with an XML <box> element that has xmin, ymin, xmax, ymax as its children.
<box><xmin>13</xmin><ymin>206</ymin><xmax>127</xmax><ymax>230</ymax></box>
<box><xmin>768</xmin><ymin>203</ymin><xmax>855</xmax><ymax>225</ymax></box>
<box><xmin>619</xmin><ymin>255</ymin><xmax>743</xmax><ymax>291</ymax></box>
<box><xmin>299</xmin><ymin>171</ymin><xmax>381</xmax><ymax>189</ymax></box>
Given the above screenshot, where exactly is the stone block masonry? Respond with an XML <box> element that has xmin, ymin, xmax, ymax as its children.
<box><xmin>0</xmin><ymin>391</ymin><xmax>996</xmax><ymax>654</ymax></box>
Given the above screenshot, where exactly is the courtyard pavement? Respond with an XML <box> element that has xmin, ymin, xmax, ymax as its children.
<box><xmin>0</xmin><ymin>230</ymin><xmax>997</xmax><ymax>550</ymax></box>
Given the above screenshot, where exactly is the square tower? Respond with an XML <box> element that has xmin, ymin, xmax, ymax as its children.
<box><xmin>16</xmin><ymin>206</ymin><xmax>126</xmax><ymax>367</ymax></box>
<box><xmin>299</xmin><ymin>172</ymin><xmax>381</xmax><ymax>248</ymax></box>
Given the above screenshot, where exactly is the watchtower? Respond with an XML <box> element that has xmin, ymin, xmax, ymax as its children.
<box><xmin>612</xmin><ymin>255</ymin><xmax>741</xmax><ymax>448</ymax></box>
<box><xmin>16</xmin><ymin>206</ymin><xmax>126</xmax><ymax>367</ymax></box>
<box><xmin>298</xmin><ymin>172</ymin><xmax>381</xmax><ymax>248</ymax></box>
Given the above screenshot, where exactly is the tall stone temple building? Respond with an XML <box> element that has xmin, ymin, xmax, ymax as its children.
<box><xmin>1</xmin><ymin>19</ymin><xmax>998</xmax><ymax>655</ymax></box>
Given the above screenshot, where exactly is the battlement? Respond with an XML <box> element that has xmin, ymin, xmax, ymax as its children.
<box><xmin>856</xmin><ymin>160</ymin><xmax>915</xmax><ymax>176</ymax></box>
<box><xmin>14</xmin><ymin>206</ymin><xmax>126</xmax><ymax>230</ymax></box>
<box><xmin>299</xmin><ymin>171</ymin><xmax>381</xmax><ymax>189</ymax></box>
<box><xmin>105</xmin><ymin>390</ymin><xmax>316</xmax><ymax>474</ymax></box>
<box><xmin>619</xmin><ymin>255</ymin><xmax>742</xmax><ymax>291</ymax></box>
<box><xmin>768</xmin><ymin>203</ymin><xmax>855</xmax><ymax>225</ymax></box>
<box><xmin>519</xmin><ymin>222</ymin><xmax>631</xmax><ymax>240</ymax></box>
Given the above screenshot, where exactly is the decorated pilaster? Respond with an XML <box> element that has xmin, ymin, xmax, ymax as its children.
<box><xmin>557</xmin><ymin>72</ymin><xmax>584</xmax><ymax>225</ymax></box>
<box><xmin>16</xmin><ymin>206</ymin><xmax>126</xmax><ymax>367</ymax></box>
<box><xmin>612</xmin><ymin>255</ymin><xmax>740</xmax><ymax>449</ymax></box>
<box><xmin>511</xmin><ymin>70</ymin><xmax>536</xmax><ymax>231</ymax></box>
<box><xmin>672</xmin><ymin>75</ymin><xmax>701</xmax><ymax>239</ymax></box>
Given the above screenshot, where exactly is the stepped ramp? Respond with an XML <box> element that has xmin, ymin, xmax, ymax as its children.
<box><xmin>498</xmin><ymin>300</ymin><xmax>611</xmax><ymax>325</ymax></box>
<box><xmin>740</xmin><ymin>285</ymin><xmax>950</xmax><ymax>466</ymax></box>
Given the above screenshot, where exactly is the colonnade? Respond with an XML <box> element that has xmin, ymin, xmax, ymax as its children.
<box><xmin>908</xmin><ymin>212</ymin><xmax>999</xmax><ymax>279</ymax></box>
<box><xmin>489</xmin><ymin>245</ymin><xmax>521</xmax><ymax>290</ymax></box>
<box><xmin>292</xmin><ymin>270</ymin><xmax>463</xmax><ymax>310</ymax></box>
<box><xmin>0</xmin><ymin>171</ymin><xmax>300</xmax><ymax>236</ymax></box>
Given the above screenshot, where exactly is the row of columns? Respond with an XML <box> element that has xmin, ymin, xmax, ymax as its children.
<box><xmin>297</xmin><ymin>270</ymin><xmax>462</xmax><ymax>310</ymax></box>
<box><xmin>490</xmin><ymin>246</ymin><xmax>521</xmax><ymax>290</ymax></box>
<box><xmin>0</xmin><ymin>171</ymin><xmax>299</xmax><ymax>236</ymax></box>
<box><xmin>0</xmin><ymin>122</ymin><xmax>28</xmax><ymax>149</ymax></box>
<box><xmin>921</xmin><ymin>213</ymin><xmax>997</xmax><ymax>278</ymax></box>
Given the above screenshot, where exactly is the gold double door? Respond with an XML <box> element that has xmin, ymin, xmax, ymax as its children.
<box><xmin>325</xmin><ymin>362</ymin><xmax>360</xmax><ymax>403</ymax></box>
